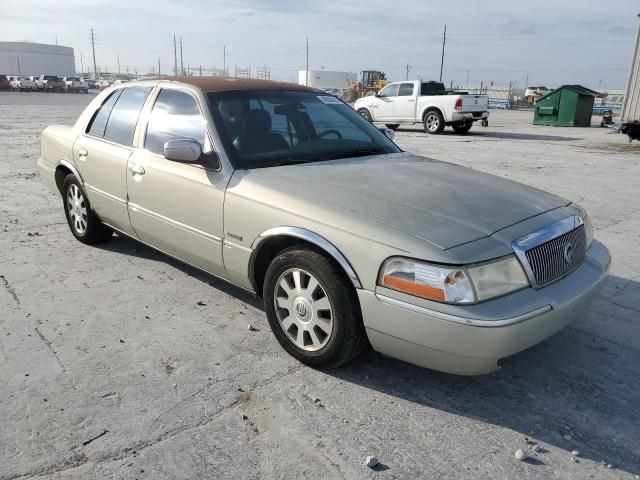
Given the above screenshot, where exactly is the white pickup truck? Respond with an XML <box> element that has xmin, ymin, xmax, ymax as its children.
<box><xmin>354</xmin><ymin>80</ymin><xmax>489</xmax><ymax>134</ymax></box>
<box><xmin>63</xmin><ymin>77</ymin><xmax>89</xmax><ymax>93</ymax></box>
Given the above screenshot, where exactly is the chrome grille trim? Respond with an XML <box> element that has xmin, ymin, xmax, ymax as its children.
<box><xmin>512</xmin><ymin>215</ymin><xmax>587</xmax><ymax>289</ymax></box>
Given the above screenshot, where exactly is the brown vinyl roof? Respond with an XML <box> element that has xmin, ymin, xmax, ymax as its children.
<box><xmin>162</xmin><ymin>76</ymin><xmax>318</xmax><ymax>93</ymax></box>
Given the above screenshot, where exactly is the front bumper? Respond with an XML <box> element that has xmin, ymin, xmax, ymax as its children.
<box><xmin>359</xmin><ymin>240</ymin><xmax>610</xmax><ymax>375</ymax></box>
<box><xmin>450</xmin><ymin>111</ymin><xmax>489</xmax><ymax>123</ymax></box>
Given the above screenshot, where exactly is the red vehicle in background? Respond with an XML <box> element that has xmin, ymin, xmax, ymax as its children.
<box><xmin>0</xmin><ymin>75</ymin><xmax>11</xmax><ymax>91</ymax></box>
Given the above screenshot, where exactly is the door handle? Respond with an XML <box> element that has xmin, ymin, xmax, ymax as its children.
<box><xmin>129</xmin><ymin>164</ymin><xmax>145</xmax><ymax>175</ymax></box>
<box><xmin>78</xmin><ymin>147</ymin><xmax>88</xmax><ymax>157</ymax></box>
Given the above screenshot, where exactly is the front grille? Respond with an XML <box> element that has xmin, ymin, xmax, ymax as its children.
<box><xmin>525</xmin><ymin>225</ymin><xmax>587</xmax><ymax>287</ymax></box>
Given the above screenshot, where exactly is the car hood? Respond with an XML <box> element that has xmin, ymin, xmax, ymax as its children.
<box><xmin>250</xmin><ymin>153</ymin><xmax>569</xmax><ymax>250</ymax></box>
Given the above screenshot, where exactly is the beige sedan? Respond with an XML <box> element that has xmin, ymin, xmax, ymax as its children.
<box><xmin>38</xmin><ymin>77</ymin><xmax>610</xmax><ymax>375</ymax></box>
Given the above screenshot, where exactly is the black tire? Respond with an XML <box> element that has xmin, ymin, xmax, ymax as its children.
<box><xmin>62</xmin><ymin>175</ymin><xmax>112</xmax><ymax>244</ymax></box>
<box><xmin>263</xmin><ymin>247</ymin><xmax>367</xmax><ymax>368</ymax></box>
<box><xmin>358</xmin><ymin>109</ymin><xmax>373</xmax><ymax>122</ymax></box>
<box><xmin>423</xmin><ymin>109</ymin><xmax>445</xmax><ymax>134</ymax></box>
<box><xmin>452</xmin><ymin>121</ymin><xmax>473</xmax><ymax>134</ymax></box>
<box><xmin>385</xmin><ymin>124</ymin><xmax>400</xmax><ymax>131</ymax></box>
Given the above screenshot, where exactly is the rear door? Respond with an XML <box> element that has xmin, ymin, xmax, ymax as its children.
<box><xmin>74</xmin><ymin>86</ymin><xmax>152</xmax><ymax>235</ymax></box>
<box><xmin>126</xmin><ymin>87</ymin><xmax>227</xmax><ymax>277</ymax></box>
<box><xmin>392</xmin><ymin>82</ymin><xmax>417</xmax><ymax>122</ymax></box>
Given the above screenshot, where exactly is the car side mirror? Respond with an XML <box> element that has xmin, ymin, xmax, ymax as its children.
<box><xmin>379</xmin><ymin>127</ymin><xmax>395</xmax><ymax>140</ymax></box>
<box><xmin>164</xmin><ymin>138</ymin><xmax>202</xmax><ymax>163</ymax></box>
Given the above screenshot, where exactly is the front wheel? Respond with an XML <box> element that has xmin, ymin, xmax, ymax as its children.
<box><xmin>423</xmin><ymin>109</ymin><xmax>445</xmax><ymax>134</ymax></box>
<box><xmin>358</xmin><ymin>109</ymin><xmax>373</xmax><ymax>122</ymax></box>
<box><xmin>62</xmin><ymin>175</ymin><xmax>113</xmax><ymax>244</ymax></box>
<box><xmin>263</xmin><ymin>247</ymin><xmax>367</xmax><ymax>368</ymax></box>
<box><xmin>452</xmin><ymin>121</ymin><xmax>473</xmax><ymax>134</ymax></box>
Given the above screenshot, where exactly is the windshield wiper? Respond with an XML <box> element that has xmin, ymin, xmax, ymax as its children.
<box><xmin>327</xmin><ymin>149</ymin><xmax>386</xmax><ymax>160</ymax></box>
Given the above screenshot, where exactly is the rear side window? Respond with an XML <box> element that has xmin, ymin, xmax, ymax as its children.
<box><xmin>103</xmin><ymin>87</ymin><xmax>152</xmax><ymax>146</ymax></box>
<box><xmin>86</xmin><ymin>90</ymin><xmax>123</xmax><ymax>137</ymax></box>
<box><xmin>145</xmin><ymin>89</ymin><xmax>207</xmax><ymax>155</ymax></box>
<box><xmin>398</xmin><ymin>83</ymin><xmax>414</xmax><ymax>96</ymax></box>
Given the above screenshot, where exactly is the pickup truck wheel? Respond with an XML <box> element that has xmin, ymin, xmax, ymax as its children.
<box><xmin>62</xmin><ymin>175</ymin><xmax>112</xmax><ymax>244</ymax></box>
<box><xmin>452</xmin><ymin>121</ymin><xmax>473</xmax><ymax>134</ymax></box>
<box><xmin>263</xmin><ymin>247</ymin><xmax>366</xmax><ymax>368</ymax></box>
<box><xmin>358</xmin><ymin>109</ymin><xmax>373</xmax><ymax>122</ymax></box>
<box><xmin>385</xmin><ymin>124</ymin><xmax>400</xmax><ymax>131</ymax></box>
<box><xmin>423</xmin><ymin>110</ymin><xmax>445</xmax><ymax>134</ymax></box>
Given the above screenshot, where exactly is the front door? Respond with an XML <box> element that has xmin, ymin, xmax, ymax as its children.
<box><xmin>367</xmin><ymin>83</ymin><xmax>399</xmax><ymax>121</ymax></box>
<box><xmin>126</xmin><ymin>88</ymin><xmax>227</xmax><ymax>277</ymax></box>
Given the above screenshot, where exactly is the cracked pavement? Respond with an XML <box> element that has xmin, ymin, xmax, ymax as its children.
<box><xmin>1</xmin><ymin>92</ymin><xmax>639</xmax><ymax>479</ymax></box>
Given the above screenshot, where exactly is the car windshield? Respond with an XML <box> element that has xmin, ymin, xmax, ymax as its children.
<box><xmin>207</xmin><ymin>90</ymin><xmax>400</xmax><ymax>169</ymax></box>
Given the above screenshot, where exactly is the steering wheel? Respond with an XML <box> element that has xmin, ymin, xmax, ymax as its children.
<box><xmin>318</xmin><ymin>129</ymin><xmax>343</xmax><ymax>140</ymax></box>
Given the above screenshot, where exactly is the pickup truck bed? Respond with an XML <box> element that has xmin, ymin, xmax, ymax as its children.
<box><xmin>354</xmin><ymin>80</ymin><xmax>489</xmax><ymax>134</ymax></box>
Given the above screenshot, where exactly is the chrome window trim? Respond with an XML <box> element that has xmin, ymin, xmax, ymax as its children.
<box><xmin>376</xmin><ymin>293</ymin><xmax>552</xmax><ymax>327</ymax></box>
<box><xmin>250</xmin><ymin>226</ymin><xmax>362</xmax><ymax>289</ymax></box>
<box><xmin>512</xmin><ymin>215</ymin><xmax>584</xmax><ymax>289</ymax></box>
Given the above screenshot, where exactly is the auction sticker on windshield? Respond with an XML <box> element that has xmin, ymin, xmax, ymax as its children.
<box><xmin>317</xmin><ymin>95</ymin><xmax>343</xmax><ymax>105</ymax></box>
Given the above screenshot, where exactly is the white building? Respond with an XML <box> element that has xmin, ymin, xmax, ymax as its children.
<box><xmin>0</xmin><ymin>42</ymin><xmax>76</xmax><ymax>76</ymax></box>
<box><xmin>298</xmin><ymin>70</ymin><xmax>357</xmax><ymax>90</ymax></box>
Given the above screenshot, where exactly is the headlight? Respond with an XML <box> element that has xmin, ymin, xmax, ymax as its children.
<box><xmin>379</xmin><ymin>255</ymin><xmax>529</xmax><ymax>304</ymax></box>
<box><xmin>575</xmin><ymin>206</ymin><xmax>593</xmax><ymax>248</ymax></box>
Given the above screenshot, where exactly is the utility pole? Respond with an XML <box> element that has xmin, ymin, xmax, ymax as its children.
<box><xmin>405</xmin><ymin>62</ymin><xmax>411</xmax><ymax>80</ymax></box>
<box><xmin>16</xmin><ymin>56</ymin><xmax>21</xmax><ymax>75</ymax></box>
<box><xmin>305</xmin><ymin>37</ymin><xmax>309</xmax><ymax>86</ymax></box>
<box><xmin>199</xmin><ymin>65</ymin><xmax>202</xmax><ymax>76</ymax></box>
<box><xmin>117</xmin><ymin>53</ymin><xmax>121</xmax><ymax>76</ymax></box>
<box><xmin>223</xmin><ymin>45</ymin><xmax>227</xmax><ymax>76</ymax></box>
<box><xmin>158</xmin><ymin>56</ymin><xmax>161</xmax><ymax>77</ymax></box>
<box><xmin>525</xmin><ymin>73</ymin><xmax>529</xmax><ymax>88</ymax></box>
<box><xmin>173</xmin><ymin>35</ymin><xmax>178</xmax><ymax>76</ymax></box>
<box><xmin>180</xmin><ymin>36</ymin><xmax>184</xmax><ymax>75</ymax></box>
<box><xmin>79</xmin><ymin>51</ymin><xmax>83</xmax><ymax>75</ymax></box>
<box><xmin>466</xmin><ymin>70</ymin><xmax>470</xmax><ymax>87</ymax></box>
<box><xmin>90</xmin><ymin>28</ymin><xmax>97</xmax><ymax>80</ymax></box>
<box><xmin>439</xmin><ymin>24</ymin><xmax>447</xmax><ymax>82</ymax></box>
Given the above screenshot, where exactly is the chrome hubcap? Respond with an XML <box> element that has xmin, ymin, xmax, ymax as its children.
<box><xmin>274</xmin><ymin>268</ymin><xmax>334</xmax><ymax>352</ymax></box>
<box><xmin>66</xmin><ymin>184</ymin><xmax>87</xmax><ymax>234</ymax></box>
<box><xmin>426</xmin><ymin>114</ymin><xmax>439</xmax><ymax>131</ymax></box>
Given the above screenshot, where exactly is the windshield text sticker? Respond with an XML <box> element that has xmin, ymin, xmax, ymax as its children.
<box><xmin>317</xmin><ymin>95</ymin><xmax>343</xmax><ymax>105</ymax></box>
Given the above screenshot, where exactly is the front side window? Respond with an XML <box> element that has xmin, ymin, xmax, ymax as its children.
<box><xmin>378</xmin><ymin>84</ymin><xmax>399</xmax><ymax>98</ymax></box>
<box><xmin>145</xmin><ymin>89</ymin><xmax>208</xmax><ymax>156</ymax></box>
<box><xmin>103</xmin><ymin>87</ymin><xmax>152</xmax><ymax>146</ymax></box>
<box><xmin>208</xmin><ymin>90</ymin><xmax>400</xmax><ymax>169</ymax></box>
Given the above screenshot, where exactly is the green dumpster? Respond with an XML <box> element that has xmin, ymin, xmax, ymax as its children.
<box><xmin>533</xmin><ymin>85</ymin><xmax>601</xmax><ymax>127</ymax></box>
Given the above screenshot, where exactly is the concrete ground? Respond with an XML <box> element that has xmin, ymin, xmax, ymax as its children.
<box><xmin>1</xmin><ymin>92</ymin><xmax>639</xmax><ymax>480</ymax></box>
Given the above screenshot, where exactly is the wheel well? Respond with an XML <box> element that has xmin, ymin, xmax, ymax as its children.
<box><xmin>250</xmin><ymin>235</ymin><xmax>358</xmax><ymax>297</ymax></box>
<box><xmin>357</xmin><ymin>108</ymin><xmax>371</xmax><ymax>118</ymax></box>
<box><xmin>54</xmin><ymin>165</ymin><xmax>73</xmax><ymax>193</ymax></box>
<box><xmin>422</xmin><ymin>107</ymin><xmax>443</xmax><ymax>123</ymax></box>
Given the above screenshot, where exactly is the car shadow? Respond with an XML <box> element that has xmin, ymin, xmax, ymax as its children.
<box><xmin>393</xmin><ymin>127</ymin><xmax>581</xmax><ymax>142</ymax></box>
<box><xmin>94</xmin><ymin>233</ymin><xmax>263</xmax><ymax>309</ymax></box>
<box><xmin>325</xmin><ymin>274</ymin><xmax>640</xmax><ymax>475</ymax></box>
<box><xmin>93</xmin><ymin>235</ymin><xmax>640</xmax><ymax>474</ymax></box>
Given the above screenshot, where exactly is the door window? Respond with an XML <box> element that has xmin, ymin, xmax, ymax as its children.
<box><xmin>86</xmin><ymin>90</ymin><xmax>123</xmax><ymax>137</ymax></box>
<box><xmin>398</xmin><ymin>83</ymin><xmax>414</xmax><ymax>96</ymax></box>
<box><xmin>378</xmin><ymin>84</ymin><xmax>399</xmax><ymax>98</ymax></box>
<box><xmin>145</xmin><ymin>89</ymin><xmax>208</xmax><ymax>156</ymax></box>
<box><xmin>103</xmin><ymin>87</ymin><xmax>152</xmax><ymax>146</ymax></box>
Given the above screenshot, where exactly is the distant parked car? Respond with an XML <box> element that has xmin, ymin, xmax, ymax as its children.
<box><xmin>0</xmin><ymin>75</ymin><xmax>10</xmax><ymax>91</ymax></box>
<box><xmin>97</xmin><ymin>79</ymin><xmax>112</xmax><ymax>90</ymax></box>
<box><xmin>63</xmin><ymin>76</ymin><xmax>89</xmax><ymax>93</ymax></box>
<box><xmin>86</xmin><ymin>79</ymin><xmax>98</xmax><ymax>90</ymax></box>
<box><xmin>9</xmin><ymin>76</ymin><xmax>36</xmax><ymax>91</ymax></box>
<box><xmin>36</xmin><ymin>75</ymin><xmax>66</xmax><ymax>92</ymax></box>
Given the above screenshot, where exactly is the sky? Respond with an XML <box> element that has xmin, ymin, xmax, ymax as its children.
<box><xmin>2</xmin><ymin>0</ymin><xmax>639</xmax><ymax>90</ymax></box>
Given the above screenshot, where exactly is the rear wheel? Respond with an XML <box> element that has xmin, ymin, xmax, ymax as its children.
<box><xmin>452</xmin><ymin>121</ymin><xmax>473</xmax><ymax>134</ymax></box>
<box><xmin>423</xmin><ymin>109</ymin><xmax>445</xmax><ymax>134</ymax></box>
<box><xmin>385</xmin><ymin>124</ymin><xmax>400</xmax><ymax>131</ymax></box>
<box><xmin>263</xmin><ymin>247</ymin><xmax>366</xmax><ymax>368</ymax></box>
<box><xmin>62</xmin><ymin>175</ymin><xmax>113</xmax><ymax>244</ymax></box>
<box><xmin>358</xmin><ymin>109</ymin><xmax>373</xmax><ymax>122</ymax></box>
